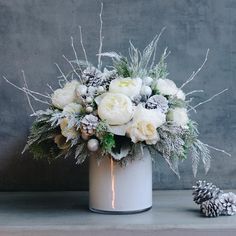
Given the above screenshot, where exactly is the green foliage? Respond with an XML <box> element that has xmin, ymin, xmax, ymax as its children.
<box><xmin>100</xmin><ymin>133</ymin><xmax>116</xmax><ymax>153</ymax></box>
<box><xmin>23</xmin><ymin>110</ymin><xmax>63</xmax><ymax>162</ymax></box>
<box><xmin>114</xmin><ymin>57</ymin><xmax>132</xmax><ymax>78</ymax></box>
<box><xmin>96</xmin><ymin>120</ymin><xmax>116</xmax><ymax>153</ymax></box>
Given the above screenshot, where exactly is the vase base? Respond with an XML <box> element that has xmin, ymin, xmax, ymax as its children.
<box><xmin>89</xmin><ymin>206</ymin><xmax>152</xmax><ymax>215</ymax></box>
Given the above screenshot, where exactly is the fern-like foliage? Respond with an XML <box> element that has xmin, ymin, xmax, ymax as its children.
<box><xmin>23</xmin><ymin>110</ymin><xmax>62</xmax><ymax>162</ymax></box>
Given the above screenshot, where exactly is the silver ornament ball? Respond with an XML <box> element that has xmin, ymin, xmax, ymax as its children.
<box><xmin>141</xmin><ymin>85</ymin><xmax>152</xmax><ymax>97</ymax></box>
<box><xmin>97</xmin><ymin>86</ymin><xmax>105</xmax><ymax>93</ymax></box>
<box><xmin>87</xmin><ymin>139</ymin><xmax>99</xmax><ymax>152</ymax></box>
<box><xmin>86</xmin><ymin>96</ymin><xmax>93</xmax><ymax>103</ymax></box>
<box><xmin>76</xmin><ymin>85</ymin><xmax>87</xmax><ymax>96</ymax></box>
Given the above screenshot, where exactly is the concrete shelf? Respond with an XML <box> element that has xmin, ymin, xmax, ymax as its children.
<box><xmin>0</xmin><ymin>190</ymin><xmax>235</xmax><ymax>236</ymax></box>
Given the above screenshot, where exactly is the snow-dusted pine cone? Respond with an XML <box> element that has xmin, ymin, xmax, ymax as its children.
<box><xmin>80</xmin><ymin>114</ymin><xmax>99</xmax><ymax>135</ymax></box>
<box><xmin>145</xmin><ymin>95</ymin><xmax>168</xmax><ymax>113</ymax></box>
<box><xmin>192</xmin><ymin>180</ymin><xmax>223</xmax><ymax>204</ymax></box>
<box><xmin>200</xmin><ymin>198</ymin><xmax>223</xmax><ymax>217</ymax></box>
<box><xmin>82</xmin><ymin>67</ymin><xmax>103</xmax><ymax>87</ymax></box>
<box><xmin>219</xmin><ymin>192</ymin><xmax>236</xmax><ymax>216</ymax></box>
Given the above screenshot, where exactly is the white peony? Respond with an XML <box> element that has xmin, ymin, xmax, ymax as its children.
<box><xmin>154</xmin><ymin>79</ymin><xmax>185</xmax><ymax>101</ymax></box>
<box><xmin>51</xmin><ymin>80</ymin><xmax>80</xmax><ymax>109</ymax></box>
<box><xmin>126</xmin><ymin>104</ymin><xmax>166</xmax><ymax>145</ymax></box>
<box><xmin>97</xmin><ymin>93</ymin><xmax>134</xmax><ymax>125</ymax></box>
<box><xmin>63</xmin><ymin>103</ymin><xmax>82</xmax><ymax>114</ymax></box>
<box><xmin>109</xmin><ymin>77</ymin><xmax>142</xmax><ymax>98</ymax></box>
<box><xmin>60</xmin><ymin>118</ymin><xmax>79</xmax><ymax>140</ymax></box>
<box><xmin>167</xmin><ymin>107</ymin><xmax>189</xmax><ymax>128</ymax></box>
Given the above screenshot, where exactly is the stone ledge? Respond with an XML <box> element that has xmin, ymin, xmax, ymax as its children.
<box><xmin>0</xmin><ymin>190</ymin><xmax>235</xmax><ymax>235</ymax></box>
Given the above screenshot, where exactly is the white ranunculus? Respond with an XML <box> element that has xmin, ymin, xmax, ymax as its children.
<box><xmin>63</xmin><ymin>103</ymin><xmax>83</xmax><ymax>114</ymax></box>
<box><xmin>126</xmin><ymin>104</ymin><xmax>166</xmax><ymax>145</ymax></box>
<box><xmin>51</xmin><ymin>80</ymin><xmax>80</xmax><ymax>109</ymax></box>
<box><xmin>97</xmin><ymin>93</ymin><xmax>134</xmax><ymax>125</ymax></box>
<box><xmin>109</xmin><ymin>77</ymin><xmax>142</xmax><ymax>98</ymax></box>
<box><xmin>60</xmin><ymin>118</ymin><xmax>79</xmax><ymax>140</ymax></box>
<box><xmin>154</xmin><ymin>79</ymin><xmax>185</xmax><ymax>101</ymax></box>
<box><xmin>167</xmin><ymin>107</ymin><xmax>189</xmax><ymax>128</ymax></box>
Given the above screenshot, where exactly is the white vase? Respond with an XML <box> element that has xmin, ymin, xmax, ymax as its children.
<box><xmin>89</xmin><ymin>148</ymin><xmax>152</xmax><ymax>214</ymax></box>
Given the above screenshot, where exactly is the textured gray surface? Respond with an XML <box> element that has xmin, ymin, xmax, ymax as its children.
<box><xmin>0</xmin><ymin>190</ymin><xmax>236</xmax><ymax>235</ymax></box>
<box><xmin>0</xmin><ymin>0</ymin><xmax>235</xmax><ymax>191</ymax></box>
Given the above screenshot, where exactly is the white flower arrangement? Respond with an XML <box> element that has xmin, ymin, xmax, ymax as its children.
<box><xmin>3</xmin><ymin>3</ymin><xmax>231</xmax><ymax>177</ymax></box>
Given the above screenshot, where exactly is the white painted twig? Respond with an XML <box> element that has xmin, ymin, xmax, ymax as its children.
<box><xmin>21</xmin><ymin>70</ymin><xmax>35</xmax><ymax>114</ymax></box>
<box><xmin>22</xmin><ymin>87</ymin><xmax>50</xmax><ymax>99</ymax></box>
<box><xmin>180</xmin><ymin>49</ymin><xmax>209</xmax><ymax>89</ymax></box>
<box><xmin>79</xmin><ymin>25</ymin><xmax>88</xmax><ymax>65</ymax></box>
<box><xmin>54</xmin><ymin>63</ymin><xmax>68</xmax><ymax>82</ymax></box>
<box><xmin>188</xmin><ymin>88</ymin><xmax>228</xmax><ymax>112</ymax></box>
<box><xmin>3</xmin><ymin>76</ymin><xmax>50</xmax><ymax>105</ymax></box>
<box><xmin>97</xmin><ymin>2</ymin><xmax>104</xmax><ymax>70</ymax></box>
<box><xmin>71</xmin><ymin>36</ymin><xmax>83</xmax><ymax>74</ymax></box>
<box><xmin>62</xmin><ymin>54</ymin><xmax>82</xmax><ymax>83</ymax></box>
<box><xmin>47</xmin><ymin>83</ymin><xmax>54</xmax><ymax>92</ymax></box>
<box><xmin>186</xmin><ymin>90</ymin><xmax>204</xmax><ymax>96</ymax></box>
<box><xmin>204</xmin><ymin>143</ymin><xmax>231</xmax><ymax>157</ymax></box>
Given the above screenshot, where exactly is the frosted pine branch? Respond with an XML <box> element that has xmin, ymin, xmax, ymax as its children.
<box><xmin>204</xmin><ymin>143</ymin><xmax>231</xmax><ymax>157</ymax></box>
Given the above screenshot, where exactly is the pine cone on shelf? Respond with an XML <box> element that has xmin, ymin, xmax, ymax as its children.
<box><xmin>192</xmin><ymin>180</ymin><xmax>223</xmax><ymax>204</ymax></box>
<box><xmin>219</xmin><ymin>192</ymin><xmax>236</xmax><ymax>216</ymax></box>
<box><xmin>80</xmin><ymin>114</ymin><xmax>99</xmax><ymax>137</ymax></box>
<box><xmin>200</xmin><ymin>198</ymin><xmax>223</xmax><ymax>217</ymax></box>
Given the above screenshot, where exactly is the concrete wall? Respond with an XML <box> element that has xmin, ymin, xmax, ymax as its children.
<box><xmin>0</xmin><ymin>0</ymin><xmax>235</xmax><ymax>190</ymax></box>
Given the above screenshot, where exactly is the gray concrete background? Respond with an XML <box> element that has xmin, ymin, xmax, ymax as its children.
<box><xmin>0</xmin><ymin>0</ymin><xmax>235</xmax><ymax>191</ymax></box>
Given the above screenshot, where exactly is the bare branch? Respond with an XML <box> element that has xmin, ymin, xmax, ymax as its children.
<box><xmin>188</xmin><ymin>88</ymin><xmax>228</xmax><ymax>112</ymax></box>
<box><xmin>97</xmin><ymin>2</ymin><xmax>104</xmax><ymax>70</ymax></box>
<box><xmin>47</xmin><ymin>83</ymin><xmax>54</xmax><ymax>92</ymax></box>
<box><xmin>180</xmin><ymin>49</ymin><xmax>209</xmax><ymax>89</ymax></box>
<box><xmin>79</xmin><ymin>25</ymin><xmax>88</xmax><ymax>65</ymax></box>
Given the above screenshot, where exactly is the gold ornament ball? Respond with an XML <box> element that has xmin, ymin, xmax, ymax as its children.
<box><xmin>86</xmin><ymin>106</ymin><xmax>93</xmax><ymax>113</ymax></box>
<box><xmin>87</xmin><ymin>139</ymin><xmax>99</xmax><ymax>152</ymax></box>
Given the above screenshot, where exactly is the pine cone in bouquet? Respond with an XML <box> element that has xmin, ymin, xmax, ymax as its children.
<box><xmin>82</xmin><ymin>67</ymin><xmax>116</xmax><ymax>90</ymax></box>
<box><xmin>80</xmin><ymin>114</ymin><xmax>99</xmax><ymax>138</ymax></box>
<box><xmin>219</xmin><ymin>192</ymin><xmax>236</xmax><ymax>216</ymax></box>
<box><xmin>192</xmin><ymin>180</ymin><xmax>223</xmax><ymax>204</ymax></box>
<box><xmin>200</xmin><ymin>198</ymin><xmax>223</xmax><ymax>217</ymax></box>
<box><xmin>82</xmin><ymin>67</ymin><xmax>103</xmax><ymax>87</ymax></box>
<box><xmin>145</xmin><ymin>95</ymin><xmax>169</xmax><ymax>113</ymax></box>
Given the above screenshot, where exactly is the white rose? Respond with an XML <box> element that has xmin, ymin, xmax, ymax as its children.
<box><xmin>126</xmin><ymin>104</ymin><xmax>166</xmax><ymax>145</ymax></box>
<box><xmin>167</xmin><ymin>107</ymin><xmax>189</xmax><ymax>128</ymax></box>
<box><xmin>109</xmin><ymin>77</ymin><xmax>142</xmax><ymax>98</ymax></box>
<box><xmin>154</xmin><ymin>79</ymin><xmax>185</xmax><ymax>101</ymax></box>
<box><xmin>60</xmin><ymin>118</ymin><xmax>79</xmax><ymax>140</ymax></box>
<box><xmin>51</xmin><ymin>80</ymin><xmax>80</xmax><ymax>109</ymax></box>
<box><xmin>63</xmin><ymin>103</ymin><xmax>82</xmax><ymax>114</ymax></box>
<box><xmin>97</xmin><ymin>93</ymin><xmax>134</xmax><ymax>125</ymax></box>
